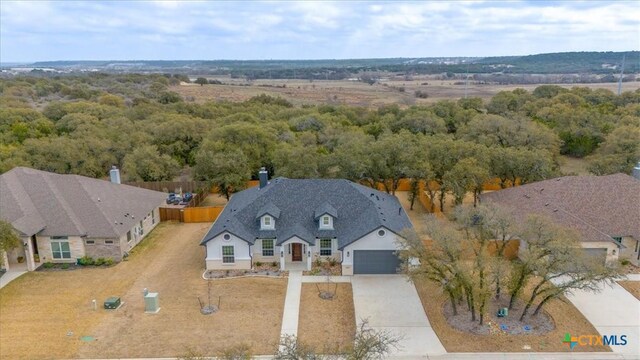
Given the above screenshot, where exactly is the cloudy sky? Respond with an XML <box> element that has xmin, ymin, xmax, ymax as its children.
<box><xmin>1</xmin><ymin>1</ymin><xmax>638</xmax><ymax>62</ymax></box>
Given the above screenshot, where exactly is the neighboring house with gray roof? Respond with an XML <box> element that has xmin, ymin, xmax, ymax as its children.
<box><xmin>0</xmin><ymin>167</ymin><xmax>166</xmax><ymax>271</ymax></box>
<box><xmin>481</xmin><ymin>173</ymin><xmax>640</xmax><ymax>265</ymax></box>
<box><xmin>200</xmin><ymin>170</ymin><xmax>414</xmax><ymax>274</ymax></box>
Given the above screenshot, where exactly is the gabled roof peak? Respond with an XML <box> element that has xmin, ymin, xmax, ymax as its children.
<box><xmin>255</xmin><ymin>202</ymin><xmax>281</xmax><ymax>219</ymax></box>
<box><xmin>314</xmin><ymin>202</ymin><xmax>338</xmax><ymax>219</ymax></box>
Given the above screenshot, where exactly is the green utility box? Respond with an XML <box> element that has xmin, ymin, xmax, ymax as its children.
<box><xmin>104</xmin><ymin>297</ymin><xmax>121</xmax><ymax>309</ymax></box>
<box><xmin>144</xmin><ymin>292</ymin><xmax>160</xmax><ymax>313</ymax></box>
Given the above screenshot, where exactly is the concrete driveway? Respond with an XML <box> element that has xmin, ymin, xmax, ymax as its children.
<box><xmin>351</xmin><ymin>275</ymin><xmax>446</xmax><ymax>357</ymax></box>
<box><xmin>562</xmin><ymin>279</ymin><xmax>640</xmax><ymax>356</ymax></box>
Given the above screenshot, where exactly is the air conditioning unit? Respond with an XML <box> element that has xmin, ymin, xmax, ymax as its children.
<box><xmin>104</xmin><ymin>297</ymin><xmax>121</xmax><ymax>309</ymax></box>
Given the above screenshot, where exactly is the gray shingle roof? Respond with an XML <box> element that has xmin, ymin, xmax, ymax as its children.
<box><xmin>255</xmin><ymin>202</ymin><xmax>281</xmax><ymax>219</ymax></box>
<box><xmin>314</xmin><ymin>202</ymin><xmax>338</xmax><ymax>219</ymax></box>
<box><xmin>481</xmin><ymin>174</ymin><xmax>640</xmax><ymax>244</ymax></box>
<box><xmin>201</xmin><ymin>178</ymin><xmax>413</xmax><ymax>248</ymax></box>
<box><xmin>0</xmin><ymin>167</ymin><xmax>166</xmax><ymax>238</ymax></box>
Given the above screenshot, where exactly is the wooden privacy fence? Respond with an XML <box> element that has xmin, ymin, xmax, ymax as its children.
<box><xmin>160</xmin><ymin>206</ymin><xmax>224</xmax><ymax>223</ymax></box>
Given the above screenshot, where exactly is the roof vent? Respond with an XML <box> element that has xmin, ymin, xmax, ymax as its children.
<box><xmin>545</xmin><ymin>203</ymin><xmax>549</xmax><ymax>206</ymax></box>
<box><xmin>398</xmin><ymin>207</ymin><xmax>401</xmax><ymax>215</ymax></box>
<box><xmin>553</xmin><ymin>209</ymin><xmax>558</xmax><ymax>212</ymax></box>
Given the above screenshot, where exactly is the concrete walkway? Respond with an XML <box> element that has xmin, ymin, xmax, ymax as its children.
<box><xmin>427</xmin><ymin>352</ymin><xmax>630</xmax><ymax>359</ymax></box>
<box><xmin>301</xmin><ymin>275</ymin><xmax>351</xmax><ymax>283</ymax></box>
<box><xmin>624</xmin><ymin>274</ymin><xmax>640</xmax><ymax>281</ymax></box>
<box><xmin>351</xmin><ymin>275</ymin><xmax>447</xmax><ymax>357</ymax></box>
<box><xmin>0</xmin><ymin>269</ymin><xmax>27</xmax><ymax>290</ymax></box>
<box><xmin>279</xmin><ymin>270</ymin><xmax>303</xmax><ymax>337</ymax></box>
<box><xmin>561</xmin><ymin>280</ymin><xmax>640</xmax><ymax>356</ymax></box>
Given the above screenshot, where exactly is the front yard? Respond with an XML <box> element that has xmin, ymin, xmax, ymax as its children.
<box><xmin>398</xmin><ymin>190</ymin><xmax>610</xmax><ymax>353</ymax></box>
<box><xmin>413</xmin><ymin>279</ymin><xmax>609</xmax><ymax>352</ymax></box>
<box><xmin>0</xmin><ymin>222</ymin><xmax>287</xmax><ymax>359</ymax></box>
<box><xmin>297</xmin><ymin>283</ymin><xmax>356</xmax><ymax>353</ymax></box>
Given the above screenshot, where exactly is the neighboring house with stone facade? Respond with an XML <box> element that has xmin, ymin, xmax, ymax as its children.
<box><xmin>0</xmin><ymin>167</ymin><xmax>165</xmax><ymax>271</ymax></box>
<box><xmin>481</xmin><ymin>173</ymin><xmax>640</xmax><ymax>265</ymax></box>
<box><xmin>200</xmin><ymin>169</ymin><xmax>414</xmax><ymax>275</ymax></box>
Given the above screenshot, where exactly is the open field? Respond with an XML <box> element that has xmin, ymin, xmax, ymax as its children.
<box><xmin>174</xmin><ymin>79</ymin><xmax>640</xmax><ymax>108</ymax></box>
<box><xmin>618</xmin><ymin>281</ymin><xmax>640</xmax><ymax>300</ymax></box>
<box><xmin>0</xmin><ymin>222</ymin><xmax>287</xmax><ymax>359</ymax></box>
<box><xmin>413</xmin><ymin>279</ymin><xmax>610</xmax><ymax>352</ymax></box>
<box><xmin>297</xmin><ymin>283</ymin><xmax>356</xmax><ymax>353</ymax></box>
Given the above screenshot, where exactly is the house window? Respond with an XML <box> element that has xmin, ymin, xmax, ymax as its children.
<box><xmin>85</xmin><ymin>240</ymin><xmax>95</xmax><ymax>245</ymax></box>
<box><xmin>319</xmin><ymin>215</ymin><xmax>333</xmax><ymax>229</ymax></box>
<box><xmin>320</xmin><ymin>239</ymin><xmax>332</xmax><ymax>256</ymax></box>
<box><xmin>127</xmin><ymin>231</ymin><xmax>132</xmax><ymax>243</ymax></box>
<box><xmin>222</xmin><ymin>245</ymin><xmax>235</xmax><ymax>263</ymax></box>
<box><xmin>51</xmin><ymin>238</ymin><xmax>71</xmax><ymax>259</ymax></box>
<box><xmin>261</xmin><ymin>215</ymin><xmax>274</xmax><ymax>229</ymax></box>
<box><xmin>105</xmin><ymin>240</ymin><xmax>114</xmax><ymax>245</ymax></box>
<box><xmin>262</xmin><ymin>239</ymin><xmax>274</xmax><ymax>257</ymax></box>
<box><xmin>612</xmin><ymin>236</ymin><xmax>622</xmax><ymax>244</ymax></box>
<box><xmin>139</xmin><ymin>220</ymin><xmax>144</xmax><ymax>236</ymax></box>
<box><xmin>151</xmin><ymin>211</ymin><xmax>156</xmax><ymax>225</ymax></box>
<box><xmin>223</xmin><ymin>233</ymin><xmax>231</xmax><ymax>241</ymax></box>
<box><xmin>377</xmin><ymin>229</ymin><xmax>387</xmax><ymax>237</ymax></box>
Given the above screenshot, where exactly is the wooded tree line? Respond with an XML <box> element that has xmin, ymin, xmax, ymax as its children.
<box><xmin>1</xmin><ymin>75</ymin><xmax>638</xmax><ymax>204</ymax></box>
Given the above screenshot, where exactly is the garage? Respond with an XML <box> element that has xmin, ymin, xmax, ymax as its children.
<box><xmin>353</xmin><ymin>250</ymin><xmax>401</xmax><ymax>274</ymax></box>
<box><xmin>582</xmin><ymin>248</ymin><xmax>608</xmax><ymax>264</ymax></box>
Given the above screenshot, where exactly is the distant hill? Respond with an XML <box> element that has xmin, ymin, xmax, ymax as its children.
<box><xmin>17</xmin><ymin>51</ymin><xmax>640</xmax><ymax>78</ymax></box>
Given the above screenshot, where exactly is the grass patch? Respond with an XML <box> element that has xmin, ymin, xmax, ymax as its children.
<box><xmin>297</xmin><ymin>283</ymin><xmax>355</xmax><ymax>353</ymax></box>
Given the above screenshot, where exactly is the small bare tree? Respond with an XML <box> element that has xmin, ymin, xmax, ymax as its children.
<box><xmin>218</xmin><ymin>344</ymin><xmax>252</xmax><ymax>360</ymax></box>
<box><xmin>348</xmin><ymin>319</ymin><xmax>402</xmax><ymax>360</ymax></box>
<box><xmin>274</xmin><ymin>335</ymin><xmax>322</xmax><ymax>360</ymax></box>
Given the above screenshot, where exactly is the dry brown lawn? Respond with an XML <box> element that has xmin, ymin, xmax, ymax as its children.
<box><xmin>618</xmin><ymin>281</ymin><xmax>640</xmax><ymax>300</ymax></box>
<box><xmin>174</xmin><ymin>78</ymin><xmax>640</xmax><ymax>108</ymax></box>
<box><xmin>414</xmin><ymin>279</ymin><xmax>610</xmax><ymax>352</ymax></box>
<box><xmin>199</xmin><ymin>193</ymin><xmax>229</xmax><ymax>207</ymax></box>
<box><xmin>297</xmin><ymin>283</ymin><xmax>355</xmax><ymax>353</ymax></box>
<box><xmin>559</xmin><ymin>155</ymin><xmax>590</xmax><ymax>176</ymax></box>
<box><xmin>0</xmin><ymin>222</ymin><xmax>287</xmax><ymax>360</ymax></box>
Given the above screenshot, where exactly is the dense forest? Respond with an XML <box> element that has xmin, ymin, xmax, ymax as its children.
<box><xmin>1</xmin><ymin>73</ymin><xmax>639</xmax><ymax>207</ymax></box>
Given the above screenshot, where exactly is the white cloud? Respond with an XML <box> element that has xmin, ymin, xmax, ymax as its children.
<box><xmin>0</xmin><ymin>0</ymin><xmax>637</xmax><ymax>61</ymax></box>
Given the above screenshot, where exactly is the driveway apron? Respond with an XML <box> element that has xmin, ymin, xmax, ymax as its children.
<box><xmin>351</xmin><ymin>275</ymin><xmax>447</xmax><ymax>357</ymax></box>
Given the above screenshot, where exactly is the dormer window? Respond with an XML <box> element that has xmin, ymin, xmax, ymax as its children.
<box><xmin>319</xmin><ymin>215</ymin><xmax>333</xmax><ymax>230</ymax></box>
<box><xmin>261</xmin><ymin>215</ymin><xmax>275</xmax><ymax>230</ymax></box>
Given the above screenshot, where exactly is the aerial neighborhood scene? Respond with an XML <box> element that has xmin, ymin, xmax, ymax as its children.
<box><xmin>1</xmin><ymin>1</ymin><xmax>639</xmax><ymax>360</ymax></box>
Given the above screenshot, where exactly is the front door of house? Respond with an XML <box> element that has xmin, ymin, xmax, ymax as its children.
<box><xmin>292</xmin><ymin>243</ymin><xmax>302</xmax><ymax>261</ymax></box>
